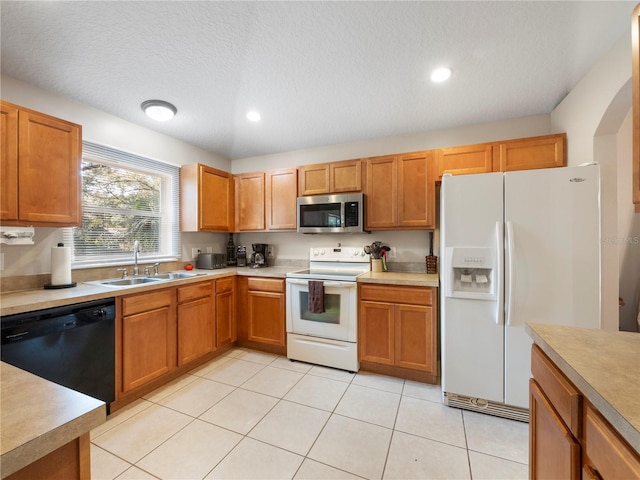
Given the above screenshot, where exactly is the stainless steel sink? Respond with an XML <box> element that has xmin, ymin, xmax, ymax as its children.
<box><xmin>98</xmin><ymin>277</ymin><xmax>164</xmax><ymax>286</ymax></box>
<box><xmin>87</xmin><ymin>271</ymin><xmax>204</xmax><ymax>287</ymax></box>
<box><xmin>151</xmin><ymin>272</ymin><xmax>201</xmax><ymax>280</ymax></box>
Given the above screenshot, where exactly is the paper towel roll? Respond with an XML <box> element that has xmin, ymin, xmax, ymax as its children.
<box><xmin>51</xmin><ymin>243</ymin><xmax>72</xmax><ymax>286</ymax></box>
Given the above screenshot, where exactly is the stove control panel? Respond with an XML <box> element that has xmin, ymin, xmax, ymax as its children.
<box><xmin>309</xmin><ymin>247</ymin><xmax>368</xmax><ymax>262</ymax></box>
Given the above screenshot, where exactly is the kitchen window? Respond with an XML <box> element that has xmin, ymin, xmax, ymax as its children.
<box><xmin>62</xmin><ymin>141</ymin><xmax>180</xmax><ymax>268</ymax></box>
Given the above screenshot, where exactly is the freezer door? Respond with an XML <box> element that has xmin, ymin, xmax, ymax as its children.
<box><xmin>441</xmin><ymin>173</ymin><xmax>505</xmax><ymax>403</ymax></box>
<box><xmin>504</xmin><ymin>165</ymin><xmax>601</xmax><ymax>408</ymax></box>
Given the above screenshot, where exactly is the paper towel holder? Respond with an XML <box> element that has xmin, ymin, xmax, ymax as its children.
<box><xmin>44</xmin><ymin>242</ymin><xmax>77</xmax><ymax>290</ymax></box>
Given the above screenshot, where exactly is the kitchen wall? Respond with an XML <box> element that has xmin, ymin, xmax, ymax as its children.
<box><xmin>550</xmin><ymin>29</ymin><xmax>637</xmax><ymax>331</ymax></box>
<box><xmin>616</xmin><ymin>111</ymin><xmax>640</xmax><ymax>332</ymax></box>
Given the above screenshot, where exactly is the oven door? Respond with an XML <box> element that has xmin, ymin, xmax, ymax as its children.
<box><xmin>286</xmin><ymin>278</ymin><xmax>357</xmax><ymax>342</ymax></box>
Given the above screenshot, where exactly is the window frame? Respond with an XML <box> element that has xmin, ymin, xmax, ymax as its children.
<box><xmin>63</xmin><ymin>141</ymin><xmax>181</xmax><ymax>269</ymax></box>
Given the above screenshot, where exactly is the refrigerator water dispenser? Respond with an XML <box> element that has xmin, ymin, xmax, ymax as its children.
<box><xmin>445</xmin><ymin>247</ymin><xmax>496</xmax><ymax>299</ymax></box>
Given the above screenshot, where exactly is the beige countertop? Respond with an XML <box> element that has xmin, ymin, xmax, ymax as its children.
<box><xmin>358</xmin><ymin>271</ymin><xmax>439</xmax><ymax>287</ymax></box>
<box><xmin>0</xmin><ymin>362</ymin><xmax>106</xmax><ymax>478</ymax></box>
<box><xmin>1</xmin><ymin>267</ymin><xmax>436</xmax><ymax>316</ymax></box>
<box><xmin>526</xmin><ymin>323</ymin><xmax>640</xmax><ymax>453</ymax></box>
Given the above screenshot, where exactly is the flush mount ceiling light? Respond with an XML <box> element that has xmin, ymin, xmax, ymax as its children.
<box><xmin>246</xmin><ymin>111</ymin><xmax>261</xmax><ymax>122</ymax></box>
<box><xmin>141</xmin><ymin>100</ymin><xmax>177</xmax><ymax>121</ymax></box>
<box><xmin>430</xmin><ymin>67</ymin><xmax>452</xmax><ymax>83</ymax></box>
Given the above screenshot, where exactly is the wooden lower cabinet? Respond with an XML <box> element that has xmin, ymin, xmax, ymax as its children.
<box><xmin>584</xmin><ymin>403</ymin><xmax>640</xmax><ymax>479</ymax></box>
<box><xmin>6</xmin><ymin>433</ymin><xmax>90</xmax><ymax>480</ymax></box>
<box><xmin>530</xmin><ymin>344</ymin><xmax>640</xmax><ymax>479</ymax></box>
<box><xmin>177</xmin><ymin>280</ymin><xmax>215</xmax><ymax>366</ymax></box>
<box><xmin>120</xmin><ymin>289</ymin><xmax>176</xmax><ymax>393</ymax></box>
<box><xmin>237</xmin><ymin>276</ymin><xmax>286</xmax><ymax>354</ymax></box>
<box><xmin>358</xmin><ymin>284</ymin><xmax>437</xmax><ymax>382</ymax></box>
<box><xmin>216</xmin><ymin>277</ymin><xmax>236</xmax><ymax>347</ymax></box>
<box><xmin>529</xmin><ymin>378</ymin><xmax>580</xmax><ymax>480</ymax></box>
<box><xmin>114</xmin><ymin>277</ymin><xmax>237</xmax><ymax>410</ymax></box>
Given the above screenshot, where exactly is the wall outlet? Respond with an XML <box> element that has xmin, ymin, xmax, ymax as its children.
<box><xmin>206</xmin><ymin>246</ymin><xmax>213</xmax><ymax>253</ymax></box>
<box><xmin>191</xmin><ymin>248</ymin><xmax>201</xmax><ymax>259</ymax></box>
<box><xmin>267</xmin><ymin>246</ymin><xmax>274</xmax><ymax>258</ymax></box>
<box><xmin>388</xmin><ymin>247</ymin><xmax>397</xmax><ymax>259</ymax></box>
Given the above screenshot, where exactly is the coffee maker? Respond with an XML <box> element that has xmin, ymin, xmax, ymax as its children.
<box><xmin>250</xmin><ymin>243</ymin><xmax>269</xmax><ymax>268</ymax></box>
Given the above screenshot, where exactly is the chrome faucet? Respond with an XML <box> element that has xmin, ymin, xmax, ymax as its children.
<box><xmin>133</xmin><ymin>240</ymin><xmax>140</xmax><ymax>276</ymax></box>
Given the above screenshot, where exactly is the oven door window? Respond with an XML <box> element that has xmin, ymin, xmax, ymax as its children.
<box><xmin>288</xmin><ymin>281</ymin><xmax>356</xmax><ymax>342</ymax></box>
<box><xmin>299</xmin><ymin>203</ymin><xmax>341</xmax><ymax>228</ymax></box>
<box><xmin>299</xmin><ymin>291</ymin><xmax>340</xmax><ymax>323</ymax></box>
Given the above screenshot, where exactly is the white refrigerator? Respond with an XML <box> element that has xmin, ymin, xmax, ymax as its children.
<box><xmin>440</xmin><ymin>165</ymin><xmax>601</xmax><ymax>421</ymax></box>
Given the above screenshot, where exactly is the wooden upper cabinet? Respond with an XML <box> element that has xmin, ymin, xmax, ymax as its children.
<box><xmin>494</xmin><ymin>133</ymin><xmax>566</xmax><ymax>172</ymax></box>
<box><xmin>398</xmin><ymin>151</ymin><xmax>433</xmax><ymax>228</ymax></box>
<box><xmin>633</xmin><ymin>3</ymin><xmax>640</xmax><ymax>212</ymax></box>
<box><xmin>0</xmin><ymin>102</ymin><xmax>18</xmax><ymax>221</ymax></box>
<box><xmin>365</xmin><ymin>152</ymin><xmax>433</xmax><ymax>230</ymax></box>
<box><xmin>298</xmin><ymin>159</ymin><xmax>362</xmax><ymax>195</ymax></box>
<box><xmin>298</xmin><ymin>163</ymin><xmax>330</xmax><ymax>195</ymax></box>
<box><xmin>330</xmin><ymin>159</ymin><xmax>362</xmax><ymax>193</ymax></box>
<box><xmin>437</xmin><ymin>143</ymin><xmax>493</xmax><ymax>179</ymax></box>
<box><xmin>266</xmin><ymin>167</ymin><xmax>297</xmax><ymax>230</ymax></box>
<box><xmin>0</xmin><ymin>101</ymin><xmax>82</xmax><ymax>226</ymax></box>
<box><xmin>235</xmin><ymin>171</ymin><xmax>265</xmax><ymax>231</ymax></box>
<box><xmin>365</xmin><ymin>155</ymin><xmax>398</xmax><ymax>229</ymax></box>
<box><xmin>180</xmin><ymin>163</ymin><xmax>234</xmax><ymax>232</ymax></box>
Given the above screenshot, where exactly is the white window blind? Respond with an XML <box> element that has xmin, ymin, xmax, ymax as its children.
<box><xmin>63</xmin><ymin>141</ymin><xmax>180</xmax><ymax>268</ymax></box>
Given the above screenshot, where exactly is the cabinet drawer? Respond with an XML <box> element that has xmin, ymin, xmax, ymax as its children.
<box><xmin>359</xmin><ymin>284</ymin><xmax>432</xmax><ymax>306</ymax></box>
<box><xmin>216</xmin><ymin>276</ymin><xmax>234</xmax><ymax>293</ymax></box>
<box><xmin>585</xmin><ymin>403</ymin><xmax>640</xmax><ymax>479</ymax></box>
<box><xmin>177</xmin><ymin>281</ymin><xmax>213</xmax><ymax>303</ymax></box>
<box><xmin>122</xmin><ymin>289</ymin><xmax>173</xmax><ymax>316</ymax></box>
<box><xmin>531</xmin><ymin>345</ymin><xmax>581</xmax><ymax>437</ymax></box>
<box><xmin>247</xmin><ymin>277</ymin><xmax>284</xmax><ymax>293</ymax></box>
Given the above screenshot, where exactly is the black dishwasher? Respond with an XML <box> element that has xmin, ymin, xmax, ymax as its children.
<box><xmin>1</xmin><ymin>298</ymin><xmax>115</xmax><ymax>412</ymax></box>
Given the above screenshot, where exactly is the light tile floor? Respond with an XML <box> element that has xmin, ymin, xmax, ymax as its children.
<box><xmin>91</xmin><ymin>348</ymin><xmax>529</xmax><ymax>480</ymax></box>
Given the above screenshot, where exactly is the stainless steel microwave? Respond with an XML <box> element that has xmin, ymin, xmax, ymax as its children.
<box><xmin>297</xmin><ymin>193</ymin><xmax>366</xmax><ymax>234</ymax></box>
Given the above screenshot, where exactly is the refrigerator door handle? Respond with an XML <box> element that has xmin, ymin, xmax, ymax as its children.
<box><xmin>506</xmin><ymin>220</ymin><xmax>515</xmax><ymax>325</ymax></box>
<box><xmin>496</xmin><ymin>221</ymin><xmax>504</xmax><ymax>325</ymax></box>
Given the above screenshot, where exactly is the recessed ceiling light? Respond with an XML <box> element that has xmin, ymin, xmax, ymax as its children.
<box><xmin>246</xmin><ymin>111</ymin><xmax>261</xmax><ymax>122</ymax></box>
<box><xmin>141</xmin><ymin>100</ymin><xmax>177</xmax><ymax>121</ymax></box>
<box><xmin>430</xmin><ymin>67</ymin><xmax>452</xmax><ymax>83</ymax></box>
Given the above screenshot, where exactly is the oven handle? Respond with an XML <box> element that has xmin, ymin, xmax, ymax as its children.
<box><xmin>286</xmin><ymin>279</ymin><xmax>357</xmax><ymax>288</ymax></box>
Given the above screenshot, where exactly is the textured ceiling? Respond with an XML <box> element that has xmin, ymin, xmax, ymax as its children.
<box><xmin>1</xmin><ymin>1</ymin><xmax>635</xmax><ymax>160</ymax></box>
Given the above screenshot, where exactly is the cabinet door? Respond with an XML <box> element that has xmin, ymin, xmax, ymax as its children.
<box><xmin>331</xmin><ymin>160</ymin><xmax>361</xmax><ymax>193</ymax></box>
<box><xmin>494</xmin><ymin>134</ymin><xmax>566</xmax><ymax>172</ymax></box>
<box><xmin>18</xmin><ymin>109</ymin><xmax>81</xmax><ymax>225</ymax></box>
<box><xmin>394</xmin><ymin>304</ymin><xmax>435</xmax><ymax>372</ymax></box>
<box><xmin>200</xmin><ymin>165</ymin><xmax>233</xmax><ymax>231</ymax></box>
<box><xmin>529</xmin><ymin>379</ymin><xmax>580</xmax><ymax>480</ymax></box>
<box><xmin>437</xmin><ymin>143</ymin><xmax>493</xmax><ymax>178</ymax></box>
<box><xmin>266</xmin><ymin>167</ymin><xmax>297</xmax><ymax>230</ymax></box>
<box><xmin>298</xmin><ymin>163</ymin><xmax>330</xmax><ymax>195</ymax></box>
<box><xmin>177</xmin><ymin>296</ymin><xmax>214</xmax><ymax>366</ymax></box>
<box><xmin>0</xmin><ymin>102</ymin><xmax>18</xmax><ymax>221</ymax></box>
<box><xmin>216</xmin><ymin>277</ymin><xmax>236</xmax><ymax>347</ymax></box>
<box><xmin>122</xmin><ymin>305</ymin><xmax>176</xmax><ymax>392</ymax></box>
<box><xmin>584</xmin><ymin>403</ymin><xmax>640</xmax><ymax>479</ymax></box>
<box><xmin>359</xmin><ymin>300</ymin><xmax>394</xmax><ymax>365</ymax></box>
<box><xmin>235</xmin><ymin>172</ymin><xmax>265</xmax><ymax>231</ymax></box>
<box><xmin>247</xmin><ymin>290</ymin><xmax>285</xmax><ymax>346</ymax></box>
<box><xmin>365</xmin><ymin>156</ymin><xmax>398</xmax><ymax>229</ymax></box>
<box><xmin>398</xmin><ymin>152</ymin><xmax>432</xmax><ymax>228</ymax></box>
